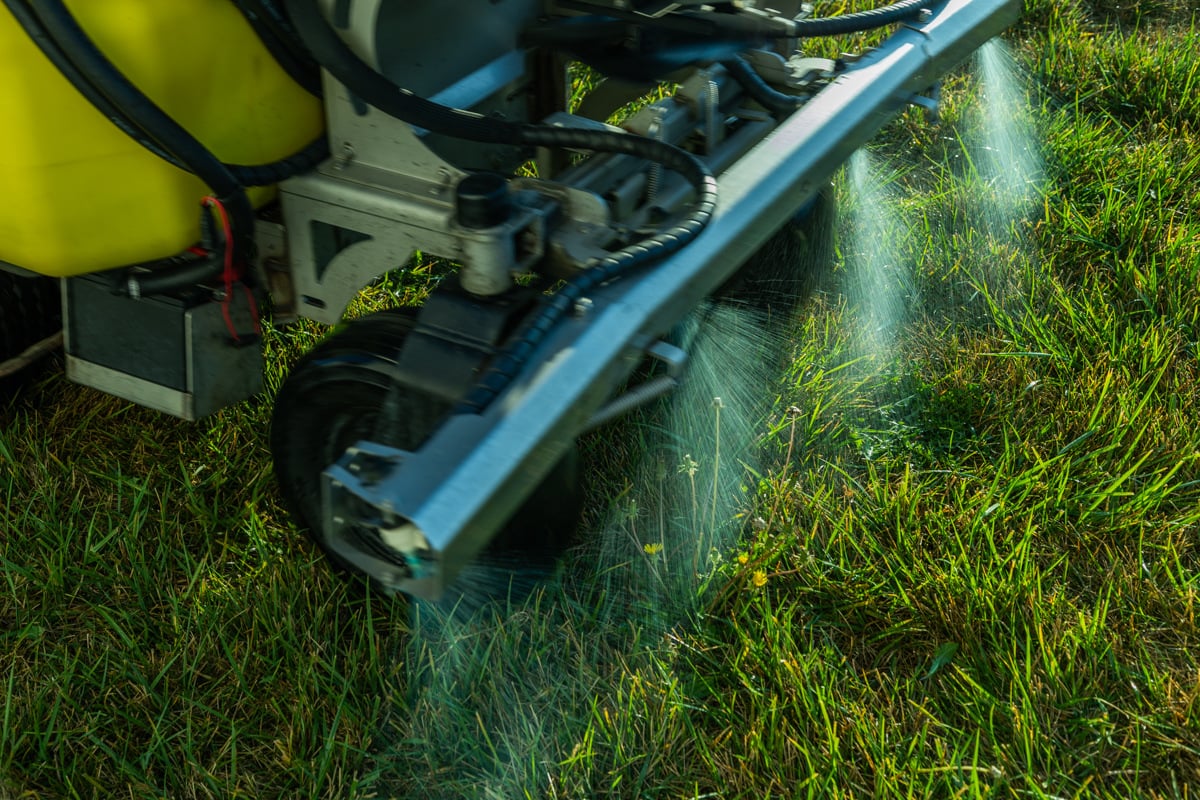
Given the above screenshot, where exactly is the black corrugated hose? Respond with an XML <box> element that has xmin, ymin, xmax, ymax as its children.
<box><xmin>282</xmin><ymin>0</ymin><xmax>719</xmax><ymax>413</ymax></box>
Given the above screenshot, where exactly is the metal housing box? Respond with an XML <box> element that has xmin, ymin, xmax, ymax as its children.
<box><xmin>64</xmin><ymin>275</ymin><xmax>263</xmax><ymax>420</ymax></box>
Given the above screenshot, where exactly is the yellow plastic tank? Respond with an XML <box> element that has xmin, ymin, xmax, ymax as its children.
<box><xmin>0</xmin><ymin>0</ymin><xmax>324</xmax><ymax>277</ymax></box>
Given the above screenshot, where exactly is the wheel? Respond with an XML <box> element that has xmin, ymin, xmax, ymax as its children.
<box><xmin>0</xmin><ymin>271</ymin><xmax>62</xmax><ymax>396</ymax></box>
<box><xmin>270</xmin><ymin>308</ymin><xmax>583</xmax><ymax>605</ymax></box>
<box><xmin>714</xmin><ymin>186</ymin><xmax>836</xmax><ymax>319</ymax></box>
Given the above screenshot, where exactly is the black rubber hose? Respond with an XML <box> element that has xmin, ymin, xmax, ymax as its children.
<box><xmin>455</xmin><ymin>173</ymin><xmax>714</xmax><ymax>412</ymax></box>
<box><xmin>249</xmin><ymin>0</ymin><xmax>323</xmax><ymax>83</ymax></box>
<box><xmin>721</xmin><ymin>56</ymin><xmax>804</xmax><ymax>117</ymax></box>
<box><xmin>24</xmin><ymin>0</ymin><xmax>255</xmax><ymax>265</ymax></box>
<box><xmin>283</xmin><ymin>0</ymin><xmax>522</xmax><ymax>144</ymax></box>
<box><xmin>0</xmin><ymin>0</ymin><xmax>190</xmax><ymax>171</ymax></box>
<box><xmin>230</xmin><ymin>0</ymin><xmax>322</xmax><ymax>96</ymax></box>
<box><xmin>283</xmin><ymin>0</ymin><xmax>718</xmax><ymax>412</ymax></box>
<box><xmin>239</xmin><ymin>0</ymin><xmax>317</xmax><ymax>65</ymax></box>
<box><xmin>111</xmin><ymin>252</ymin><xmax>224</xmax><ymax>298</ymax></box>
<box><xmin>286</xmin><ymin>0</ymin><xmax>717</xmax><ymax>178</ymax></box>
<box><xmin>9</xmin><ymin>0</ymin><xmax>327</xmax><ymax>187</ymax></box>
<box><xmin>1</xmin><ymin>4</ymin><xmax>236</xmax><ymax>295</ymax></box>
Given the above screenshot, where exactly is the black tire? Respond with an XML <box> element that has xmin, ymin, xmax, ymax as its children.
<box><xmin>0</xmin><ymin>271</ymin><xmax>62</xmax><ymax>396</ymax></box>
<box><xmin>270</xmin><ymin>308</ymin><xmax>582</xmax><ymax>605</ymax></box>
<box><xmin>714</xmin><ymin>186</ymin><xmax>836</xmax><ymax>319</ymax></box>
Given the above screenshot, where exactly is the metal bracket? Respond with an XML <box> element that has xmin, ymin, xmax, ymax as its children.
<box><xmin>584</xmin><ymin>339</ymin><xmax>687</xmax><ymax>430</ymax></box>
<box><xmin>394</xmin><ymin>282</ymin><xmax>539</xmax><ymax>401</ymax></box>
<box><xmin>907</xmin><ymin>81</ymin><xmax>942</xmax><ymax>121</ymax></box>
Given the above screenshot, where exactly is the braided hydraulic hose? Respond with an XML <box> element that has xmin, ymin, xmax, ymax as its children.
<box><xmin>675</xmin><ymin>0</ymin><xmax>931</xmax><ymax>38</ymax></box>
<box><xmin>576</xmin><ymin>0</ymin><xmax>930</xmax><ymax>40</ymax></box>
<box><xmin>283</xmin><ymin>0</ymin><xmax>718</xmax><ymax>412</ymax></box>
<box><xmin>787</xmin><ymin>0</ymin><xmax>929</xmax><ymax>36</ymax></box>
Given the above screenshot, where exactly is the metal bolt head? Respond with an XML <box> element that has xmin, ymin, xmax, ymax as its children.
<box><xmin>333</xmin><ymin>143</ymin><xmax>355</xmax><ymax>170</ymax></box>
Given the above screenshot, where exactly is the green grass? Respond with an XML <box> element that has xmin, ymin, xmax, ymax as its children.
<box><xmin>4</xmin><ymin>2</ymin><xmax>1200</xmax><ymax>797</ymax></box>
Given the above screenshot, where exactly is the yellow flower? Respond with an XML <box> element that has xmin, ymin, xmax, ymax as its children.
<box><xmin>736</xmin><ymin>553</ymin><xmax>750</xmax><ymax>565</ymax></box>
<box><xmin>643</xmin><ymin>542</ymin><xmax>664</xmax><ymax>555</ymax></box>
<box><xmin>752</xmin><ymin>570</ymin><xmax>768</xmax><ymax>588</ymax></box>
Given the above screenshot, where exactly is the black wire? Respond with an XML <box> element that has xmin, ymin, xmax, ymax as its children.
<box><xmin>283</xmin><ymin>0</ymin><xmax>717</xmax><ymax>188</ymax></box>
<box><xmin>283</xmin><ymin>0</ymin><xmax>718</xmax><ymax>413</ymax></box>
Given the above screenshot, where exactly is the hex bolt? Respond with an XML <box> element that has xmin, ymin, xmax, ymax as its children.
<box><xmin>333</xmin><ymin>143</ymin><xmax>355</xmax><ymax>170</ymax></box>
